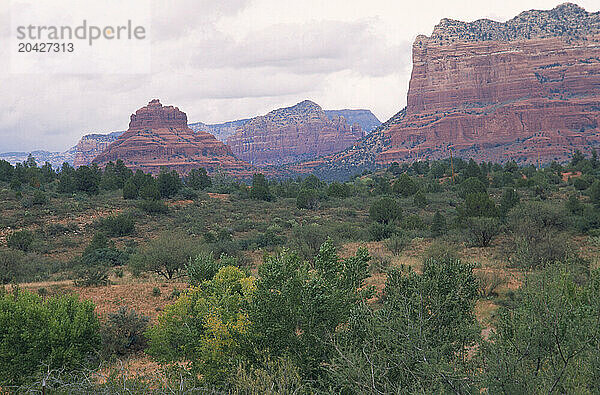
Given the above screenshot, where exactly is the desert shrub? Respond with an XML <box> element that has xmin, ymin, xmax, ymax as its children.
<box><xmin>32</xmin><ymin>189</ymin><xmax>47</xmax><ymax>205</ymax></box>
<box><xmin>369</xmin><ymin>197</ymin><xmax>402</xmax><ymax>224</ymax></box>
<box><xmin>186</xmin><ymin>168</ymin><xmax>212</xmax><ymax>190</ymax></box>
<box><xmin>508</xmin><ymin>201</ymin><xmax>571</xmax><ymax>268</ymax></box>
<box><xmin>122</xmin><ymin>178</ymin><xmax>138</xmax><ymax>199</ymax></box>
<box><xmin>81</xmin><ymin>248</ymin><xmax>128</xmax><ymax>267</ymax></box>
<box><xmin>178</xmin><ymin>187</ymin><xmax>198</xmax><ymax>200</ymax></box>
<box><xmin>458</xmin><ymin>193</ymin><xmax>498</xmax><ymax>218</ymax></box>
<box><xmin>157</xmin><ymin>169</ymin><xmax>183</xmax><ymax>199</ymax></box>
<box><xmin>296</xmin><ymin>188</ymin><xmax>318</xmax><ymax>209</ymax></box>
<box><xmin>327</xmin><ymin>182</ymin><xmax>351</xmax><ymax>198</ymax></box>
<box><xmin>101</xmin><ymin>306</ymin><xmax>149</xmax><ymax>358</ymax></box>
<box><xmin>392</xmin><ymin>173</ymin><xmax>417</xmax><ymax>197</ymax></box>
<box><xmin>152</xmin><ymin>287</ymin><xmax>161</xmax><ymax>297</ymax></box>
<box><xmin>147</xmin><ymin>266</ymin><xmax>255</xmax><ymax>386</ymax></box>
<box><xmin>232</xmin><ymin>357</ymin><xmax>304</xmax><ymax>394</ymax></box>
<box><xmin>385</xmin><ymin>234</ymin><xmax>409</xmax><ymax>256</ymax></box>
<box><xmin>326</xmin><ymin>259</ymin><xmax>479</xmax><ymax>393</ymax></box>
<box><xmin>480</xmin><ymin>265</ymin><xmax>600</xmax><ymax>393</ymax></box>
<box><xmin>476</xmin><ymin>271</ymin><xmax>506</xmax><ymax>298</ymax></box>
<box><xmin>401</xmin><ymin>214</ymin><xmax>426</xmax><ymax>230</ymax></box>
<box><xmin>186</xmin><ymin>252</ymin><xmax>223</xmax><ymax>285</ymax></box>
<box><xmin>369</xmin><ymin>222</ymin><xmax>397</xmax><ymax>241</ymax></box>
<box><xmin>466</xmin><ymin>217</ymin><xmax>501</xmax><ymax>247</ymax></box>
<box><xmin>413</xmin><ymin>190</ymin><xmax>427</xmax><ymax>208</ymax></box>
<box><xmin>129</xmin><ymin>233</ymin><xmax>201</xmax><ymax>279</ymax></box>
<box><xmin>590</xmin><ymin>180</ymin><xmax>600</xmax><ymax>207</ymax></box>
<box><xmin>138</xmin><ymin>199</ymin><xmax>169</xmax><ymax>214</ymax></box>
<box><xmin>289</xmin><ymin>223</ymin><xmax>329</xmax><ymax>260</ymax></box>
<box><xmin>459</xmin><ymin>177</ymin><xmax>486</xmax><ymax>198</ymax></box>
<box><xmin>431</xmin><ymin>211</ymin><xmax>447</xmax><ymax>237</ymax></box>
<box><xmin>0</xmin><ymin>289</ymin><xmax>100</xmax><ymax>386</ymax></box>
<box><xmin>75</xmin><ymin>265</ymin><xmax>109</xmax><ymax>287</ymax></box>
<box><xmin>250</xmin><ymin>173</ymin><xmax>272</xmax><ymax>201</ymax></box>
<box><xmin>423</xmin><ymin>241</ymin><xmax>461</xmax><ymax>262</ymax></box>
<box><xmin>0</xmin><ymin>249</ymin><xmax>26</xmax><ymax>284</ymax></box>
<box><xmin>99</xmin><ymin>214</ymin><xmax>135</xmax><ymax>237</ymax></box>
<box><xmin>250</xmin><ymin>241</ymin><xmax>371</xmax><ymax>380</ymax></box>
<box><xmin>6</xmin><ymin>229</ymin><xmax>34</xmax><ymax>252</ymax></box>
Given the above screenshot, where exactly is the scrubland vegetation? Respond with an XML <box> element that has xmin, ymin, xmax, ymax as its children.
<box><xmin>1</xmin><ymin>152</ymin><xmax>600</xmax><ymax>393</ymax></box>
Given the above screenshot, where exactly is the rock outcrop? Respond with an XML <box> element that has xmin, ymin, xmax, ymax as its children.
<box><xmin>226</xmin><ymin>100</ymin><xmax>365</xmax><ymax>166</ymax></box>
<box><xmin>92</xmin><ymin>99</ymin><xmax>252</xmax><ymax>176</ymax></box>
<box><xmin>188</xmin><ymin>119</ymin><xmax>251</xmax><ymax>142</ymax></box>
<box><xmin>73</xmin><ymin>131</ymin><xmax>123</xmax><ymax>167</ymax></box>
<box><xmin>324</xmin><ymin>109</ymin><xmax>381</xmax><ymax>132</ymax></box>
<box><xmin>375</xmin><ymin>3</ymin><xmax>600</xmax><ymax>165</ymax></box>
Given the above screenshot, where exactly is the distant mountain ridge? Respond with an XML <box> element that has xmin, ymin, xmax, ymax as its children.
<box><xmin>226</xmin><ymin>100</ymin><xmax>366</xmax><ymax>166</ymax></box>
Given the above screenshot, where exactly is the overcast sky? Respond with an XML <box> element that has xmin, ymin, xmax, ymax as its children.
<box><xmin>1</xmin><ymin>0</ymin><xmax>599</xmax><ymax>152</ymax></box>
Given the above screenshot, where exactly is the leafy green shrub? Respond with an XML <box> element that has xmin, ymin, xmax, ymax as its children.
<box><xmin>75</xmin><ymin>265</ymin><xmax>109</xmax><ymax>287</ymax></box>
<box><xmin>392</xmin><ymin>173</ymin><xmax>417</xmax><ymax>196</ymax></box>
<box><xmin>480</xmin><ymin>265</ymin><xmax>600</xmax><ymax>393</ymax></box>
<box><xmin>385</xmin><ymin>234</ymin><xmax>409</xmax><ymax>256</ymax></box>
<box><xmin>326</xmin><ymin>259</ymin><xmax>479</xmax><ymax>393</ymax></box>
<box><xmin>99</xmin><ymin>214</ymin><xmax>135</xmax><ymax>237</ymax></box>
<box><xmin>327</xmin><ymin>182</ymin><xmax>351</xmax><ymax>198</ymax></box>
<box><xmin>186</xmin><ymin>252</ymin><xmax>223</xmax><ymax>285</ymax></box>
<box><xmin>250</xmin><ymin>173</ymin><xmax>272</xmax><ymax>201</ymax></box>
<box><xmin>289</xmin><ymin>223</ymin><xmax>329</xmax><ymax>260</ymax></box>
<box><xmin>32</xmin><ymin>190</ymin><xmax>47</xmax><ymax>205</ymax></box>
<box><xmin>459</xmin><ymin>177</ymin><xmax>486</xmax><ymax>198</ymax></box>
<box><xmin>6</xmin><ymin>230</ymin><xmax>34</xmax><ymax>252</ymax></box>
<box><xmin>296</xmin><ymin>188</ymin><xmax>318</xmax><ymax>209</ymax></box>
<box><xmin>250</xmin><ymin>241</ymin><xmax>371</xmax><ymax>380</ymax></box>
<box><xmin>152</xmin><ymin>287</ymin><xmax>161</xmax><ymax>297</ymax></box>
<box><xmin>138</xmin><ymin>199</ymin><xmax>169</xmax><ymax>214</ymax></box>
<box><xmin>466</xmin><ymin>217</ymin><xmax>501</xmax><ymax>247</ymax></box>
<box><xmin>413</xmin><ymin>190</ymin><xmax>427</xmax><ymax>208</ymax></box>
<box><xmin>129</xmin><ymin>233</ymin><xmax>201</xmax><ymax>279</ymax></box>
<box><xmin>81</xmin><ymin>248</ymin><xmax>128</xmax><ymax>267</ymax></box>
<box><xmin>178</xmin><ymin>187</ymin><xmax>198</xmax><ymax>200</ymax></box>
<box><xmin>369</xmin><ymin>197</ymin><xmax>402</xmax><ymax>224</ymax></box>
<box><xmin>147</xmin><ymin>266</ymin><xmax>255</xmax><ymax>386</ymax></box>
<box><xmin>101</xmin><ymin>306</ymin><xmax>149</xmax><ymax>358</ymax></box>
<box><xmin>0</xmin><ymin>289</ymin><xmax>100</xmax><ymax>386</ymax></box>
<box><xmin>232</xmin><ymin>357</ymin><xmax>304</xmax><ymax>394</ymax></box>
<box><xmin>431</xmin><ymin>211</ymin><xmax>447</xmax><ymax>237</ymax></box>
<box><xmin>369</xmin><ymin>222</ymin><xmax>397</xmax><ymax>241</ymax></box>
<box><xmin>122</xmin><ymin>178</ymin><xmax>139</xmax><ymax>199</ymax></box>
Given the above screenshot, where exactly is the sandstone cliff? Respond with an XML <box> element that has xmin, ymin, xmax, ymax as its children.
<box><xmin>73</xmin><ymin>131</ymin><xmax>123</xmax><ymax>167</ymax></box>
<box><xmin>226</xmin><ymin>100</ymin><xmax>365</xmax><ymax>166</ymax></box>
<box><xmin>92</xmin><ymin>99</ymin><xmax>252</xmax><ymax>176</ymax></box>
<box><xmin>377</xmin><ymin>3</ymin><xmax>600</xmax><ymax>165</ymax></box>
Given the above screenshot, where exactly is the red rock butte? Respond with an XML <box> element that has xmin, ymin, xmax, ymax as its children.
<box><xmin>226</xmin><ymin>100</ymin><xmax>365</xmax><ymax>166</ymax></box>
<box><xmin>92</xmin><ymin>99</ymin><xmax>253</xmax><ymax>176</ymax></box>
<box><xmin>375</xmin><ymin>3</ymin><xmax>600</xmax><ymax>165</ymax></box>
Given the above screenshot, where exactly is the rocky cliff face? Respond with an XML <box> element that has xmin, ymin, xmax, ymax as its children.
<box><xmin>73</xmin><ymin>131</ymin><xmax>123</xmax><ymax>167</ymax></box>
<box><xmin>226</xmin><ymin>100</ymin><xmax>365</xmax><ymax>166</ymax></box>
<box><xmin>92</xmin><ymin>99</ymin><xmax>252</xmax><ymax>176</ymax></box>
<box><xmin>376</xmin><ymin>3</ymin><xmax>600</xmax><ymax>165</ymax></box>
<box><xmin>188</xmin><ymin>119</ymin><xmax>251</xmax><ymax>142</ymax></box>
<box><xmin>324</xmin><ymin>110</ymin><xmax>381</xmax><ymax>132</ymax></box>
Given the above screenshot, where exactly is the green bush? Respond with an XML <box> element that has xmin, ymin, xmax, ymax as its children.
<box><xmin>369</xmin><ymin>197</ymin><xmax>402</xmax><ymax>225</ymax></box>
<box><xmin>0</xmin><ymin>289</ymin><xmax>100</xmax><ymax>386</ymax></box>
<box><xmin>466</xmin><ymin>217</ymin><xmax>501</xmax><ymax>247</ymax></box>
<box><xmin>129</xmin><ymin>233</ymin><xmax>201</xmax><ymax>279</ymax></box>
<box><xmin>122</xmin><ymin>178</ymin><xmax>139</xmax><ymax>199</ymax></box>
<box><xmin>99</xmin><ymin>214</ymin><xmax>135</xmax><ymax>237</ymax></box>
<box><xmin>147</xmin><ymin>266</ymin><xmax>255</xmax><ymax>386</ymax></box>
<box><xmin>385</xmin><ymin>234</ymin><xmax>409</xmax><ymax>256</ymax></box>
<box><xmin>7</xmin><ymin>230</ymin><xmax>34</xmax><ymax>252</ymax></box>
<box><xmin>32</xmin><ymin>190</ymin><xmax>47</xmax><ymax>205</ymax></box>
<box><xmin>101</xmin><ymin>306</ymin><xmax>149</xmax><ymax>358</ymax></box>
<box><xmin>186</xmin><ymin>252</ymin><xmax>223</xmax><ymax>285</ymax></box>
<box><xmin>392</xmin><ymin>174</ymin><xmax>417</xmax><ymax>197</ymax></box>
<box><xmin>431</xmin><ymin>211</ymin><xmax>447</xmax><ymax>237</ymax></box>
<box><xmin>369</xmin><ymin>222</ymin><xmax>397</xmax><ymax>241</ymax></box>
<box><xmin>296</xmin><ymin>188</ymin><xmax>318</xmax><ymax>209</ymax></box>
<box><xmin>75</xmin><ymin>265</ymin><xmax>109</xmax><ymax>287</ymax></box>
<box><xmin>138</xmin><ymin>199</ymin><xmax>169</xmax><ymax>214</ymax></box>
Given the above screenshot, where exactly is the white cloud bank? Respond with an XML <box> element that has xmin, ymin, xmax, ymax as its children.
<box><xmin>1</xmin><ymin>0</ymin><xmax>598</xmax><ymax>151</ymax></box>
